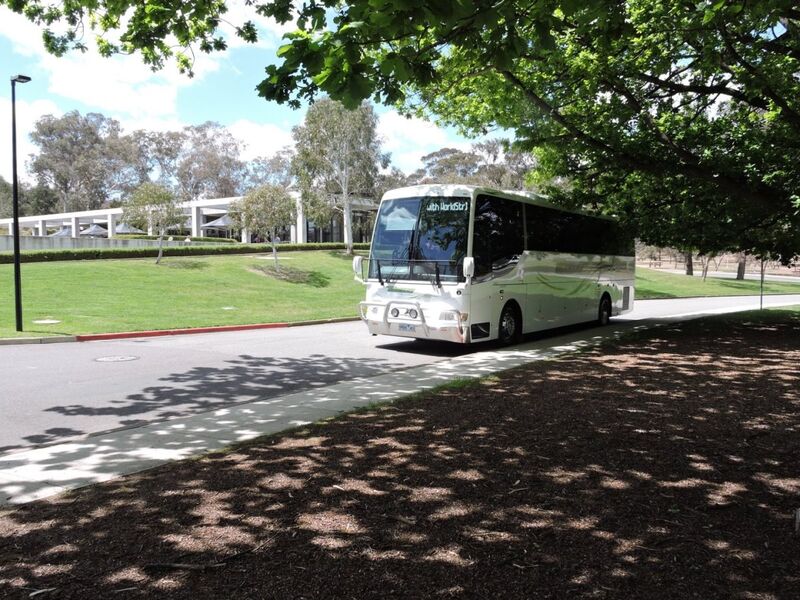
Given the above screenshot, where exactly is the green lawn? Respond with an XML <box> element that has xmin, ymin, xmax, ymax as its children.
<box><xmin>635</xmin><ymin>267</ymin><xmax>800</xmax><ymax>299</ymax></box>
<box><xmin>0</xmin><ymin>251</ymin><xmax>364</xmax><ymax>338</ymax></box>
<box><xmin>1</xmin><ymin>257</ymin><xmax>799</xmax><ymax>339</ymax></box>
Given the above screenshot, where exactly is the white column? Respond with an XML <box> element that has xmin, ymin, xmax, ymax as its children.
<box><xmin>107</xmin><ymin>213</ymin><xmax>117</xmax><ymax>238</ymax></box>
<box><xmin>295</xmin><ymin>195</ymin><xmax>307</xmax><ymax>244</ymax></box>
<box><xmin>191</xmin><ymin>205</ymin><xmax>202</xmax><ymax>237</ymax></box>
<box><xmin>147</xmin><ymin>211</ymin><xmax>154</xmax><ymax>236</ymax></box>
<box><xmin>241</xmin><ymin>228</ymin><xmax>250</xmax><ymax>244</ymax></box>
<box><xmin>37</xmin><ymin>220</ymin><xmax>46</xmax><ymax>236</ymax></box>
<box><xmin>290</xmin><ymin>224</ymin><xmax>297</xmax><ymax>243</ymax></box>
<box><xmin>7</xmin><ymin>223</ymin><xmax>13</xmax><ymax>235</ymax></box>
<box><xmin>70</xmin><ymin>216</ymin><xmax>80</xmax><ymax>238</ymax></box>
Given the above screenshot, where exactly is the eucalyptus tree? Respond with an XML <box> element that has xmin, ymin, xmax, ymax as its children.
<box><xmin>29</xmin><ymin>111</ymin><xmax>137</xmax><ymax>212</ymax></box>
<box><xmin>291</xmin><ymin>99</ymin><xmax>387</xmax><ymax>255</ymax></box>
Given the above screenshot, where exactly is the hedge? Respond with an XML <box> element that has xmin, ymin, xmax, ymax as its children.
<box><xmin>0</xmin><ymin>243</ymin><xmax>371</xmax><ymax>264</ymax></box>
<box><xmin>115</xmin><ymin>234</ymin><xmax>238</xmax><ymax>243</ymax></box>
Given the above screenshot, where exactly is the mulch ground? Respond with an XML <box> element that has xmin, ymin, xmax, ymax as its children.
<box><xmin>1</xmin><ymin>313</ymin><xmax>799</xmax><ymax>599</ymax></box>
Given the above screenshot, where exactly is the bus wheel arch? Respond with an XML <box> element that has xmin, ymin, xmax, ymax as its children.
<box><xmin>598</xmin><ymin>293</ymin><xmax>612</xmax><ymax>326</ymax></box>
<box><xmin>498</xmin><ymin>301</ymin><xmax>523</xmax><ymax>346</ymax></box>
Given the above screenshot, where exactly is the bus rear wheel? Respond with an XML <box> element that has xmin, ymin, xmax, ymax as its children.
<box><xmin>498</xmin><ymin>303</ymin><xmax>522</xmax><ymax>346</ymax></box>
<box><xmin>598</xmin><ymin>295</ymin><xmax>612</xmax><ymax>326</ymax></box>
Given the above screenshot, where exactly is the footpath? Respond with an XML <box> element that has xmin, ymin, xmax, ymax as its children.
<box><xmin>1</xmin><ymin>295</ymin><xmax>799</xmax><ymax>507</ymax></box>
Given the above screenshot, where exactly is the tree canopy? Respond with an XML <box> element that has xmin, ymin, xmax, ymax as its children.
<box><xmin>122</xmin><ymin>182</ymin><xmax>184</xmax><ymax>263</ymax></box>
<box><xmin>230</xmin><ymin>184</ymin><xmax>296</xmax><ymax>268</ymax></box>
<box><xmin>7</xmin><ymin>0</ymin><xmax>800</xmax><ymax>259</ymax></box>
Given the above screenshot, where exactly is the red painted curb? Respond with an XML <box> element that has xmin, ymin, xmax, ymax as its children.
<box><xmin>76</xmin><ymin>322</ymin><xmax>290</xmax><ymax>342</ymax></box>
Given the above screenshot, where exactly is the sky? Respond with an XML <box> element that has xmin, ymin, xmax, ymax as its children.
<box><xmin>0</xmin><ymin>3</ymin><xmax>479</xmax><ymax>184</ymax></box>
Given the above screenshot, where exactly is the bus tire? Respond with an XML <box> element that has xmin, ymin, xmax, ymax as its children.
<box><xmin>498</xmin><ymin>302</ymin><xmax>522</xmax><ymax>346</ymax></box>
<box><xmin>598</xmin><ymin>294</ymin><xmax>612</xmax><ymax>326</ymax></box>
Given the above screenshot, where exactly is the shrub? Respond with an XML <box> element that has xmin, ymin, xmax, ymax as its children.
<box><xmin>115</xmin><ymin>234</ymin><xmax>238</xmax><ymax>243</ymax></box>
<box><xmin>0</xmin><ymin>243</ymin><xmax>371</xmax><ymax>263</ymax></box>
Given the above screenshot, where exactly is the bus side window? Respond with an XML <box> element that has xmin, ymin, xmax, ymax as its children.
<box><xmin>474</xmin><ymin>195</ymin><xmax>524</xmax><ymax>276</ymax></box>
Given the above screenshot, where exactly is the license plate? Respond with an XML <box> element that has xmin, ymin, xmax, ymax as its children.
<box><xmin>398</xmin><ymin>323</ymin><xmax>417</xmax><ymax>333</ymax></box>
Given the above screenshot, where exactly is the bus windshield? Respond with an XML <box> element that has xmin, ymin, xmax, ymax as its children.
<box><xmin>369</xmin><ymin>196</ymin><xmax>470</xmax><ymax>282</ymax></box>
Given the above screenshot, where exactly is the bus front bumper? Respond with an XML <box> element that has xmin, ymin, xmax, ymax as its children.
<box><xmin>359</xmin><ymin>302</ymin><xmax>468</xmax><ymax>343</ymax></box>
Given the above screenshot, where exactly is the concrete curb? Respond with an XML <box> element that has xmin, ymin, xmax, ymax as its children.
<box><xmin>0</xmin><ymin>317</ymin><xmax>362</xmax><ymax>346</ymax></box>
<box><xmin>0</xmin><ymin>336</ymin><xmax>77</xmax><ymax>346</ymax></box>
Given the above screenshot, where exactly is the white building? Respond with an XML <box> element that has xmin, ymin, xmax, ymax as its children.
<box><xmin>0</xmin><ymin>195</ymin><xmax>377</xmax><ymax>245</ymax></box>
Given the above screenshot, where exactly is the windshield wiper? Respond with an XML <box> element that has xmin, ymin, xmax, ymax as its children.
<box><xmin>434</xmin><ymin>261</ymin><xmax>441</xmax><ymax>288</ymax></box>
<box><xmin>376</xmin><ymin>259</ymin><xmax>384</xmax><ymax>286</ymax></box>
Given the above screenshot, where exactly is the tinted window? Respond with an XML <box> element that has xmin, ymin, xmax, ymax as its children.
<box><xmin>525</xmin><ymin>204</ymin><xmax>633</xmax><ymax>255</ymax></box>
<box><xmin>473</xmin><ymin>195</ymin><xmax>524</xmax><ymax>277</ymax></box>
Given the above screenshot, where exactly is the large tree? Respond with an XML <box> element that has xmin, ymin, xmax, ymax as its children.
<box><xmin>175</xmin><ymin>122</ymin><xmax>247</xmax><ymax>201</ymax></box>
<box><xmin>246</xmin><ymin>148</ymin><xmax>294</xmax><ymax>189</ymax></box>
<box><xmin>29</xmin><ymin>111</ymin><xmax>137</xmax><ymax>212</ymax></box>
<box><xmin>128</xmin><ymin>129</ymin><xmax>187</xmax><ymax>188</ymax></box>
<box><xmin>410</xmin><ymin>141</ymin><xmax>537</xmax><ymax>189</ymax></box>
<box><xmin>292</xmin><ymin>99</ymin><xmax>387</xmax><ymax>255</ymax></box>
<box><xmin>0</xmin><ymin>176</ymin><xmax>59</xmax><ymax>218</ymax></box>
<box><xmin>8</xmin><ymin>1</ymin><xmax>800</xmax><ymax>260</ymax></box>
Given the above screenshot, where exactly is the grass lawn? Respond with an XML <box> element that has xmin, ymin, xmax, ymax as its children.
<box><xmin>1</xmin><ymin>256</ymin><xmax>798</xmax><ymax>339</ymax></box>
<box><xmin>635</xmin><ymin>266</ymin><xmax>800</xmax><ymax>299</ymax></box>
<box><xmin>0</xmin><ymin>251</ymin><xmax>364</xmax><ymax>338</ymax></box>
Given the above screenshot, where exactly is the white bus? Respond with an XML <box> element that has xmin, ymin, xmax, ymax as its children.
<box><xmin>353</xmin><ymin>184</ymin><xmax>635</xmax><ymax>345</ymax></box>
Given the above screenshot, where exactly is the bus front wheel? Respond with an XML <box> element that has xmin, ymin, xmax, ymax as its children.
<box><xmin>598</xmin><ymin>295</ymin><xmax>612</xmax><ymax>326</ymax></box>
<box><xmin>498</xmin><ymin>303</ymin><xmax>522</xmax><ymax>346</ymax></box>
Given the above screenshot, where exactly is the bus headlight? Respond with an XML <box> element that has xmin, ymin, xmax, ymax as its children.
<box><xmin>408</xmin><ymin>309</ymin><xmax>418</xmax><ymax>319</ymax></box>
<box><xmin>390</xmin><ymin>308</ymin><xmax>400</xmax><ymax>318</ymax></box>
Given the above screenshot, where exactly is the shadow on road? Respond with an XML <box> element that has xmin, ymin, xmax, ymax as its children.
<box><xmin>2</xmin><ymin>354</ymin><xmax>408</xmax><ymax>454</ymax></box>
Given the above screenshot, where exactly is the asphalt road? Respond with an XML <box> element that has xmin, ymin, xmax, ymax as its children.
<box><xmin>1</xmin><ymin>294</ymin><xmax>798</xmax><ymax>454</ymax></box>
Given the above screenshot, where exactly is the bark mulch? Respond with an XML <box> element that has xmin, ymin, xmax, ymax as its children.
<box><xmin>1</xmin><ymin>312</ymin><xmax>799</xmax><ymax>599</ymax></box>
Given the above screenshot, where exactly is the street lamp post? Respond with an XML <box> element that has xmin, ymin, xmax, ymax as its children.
<box><xmin>11</xmin><ymin>74</ymin><xmax>31</xmax><ymax>332</ymax></box>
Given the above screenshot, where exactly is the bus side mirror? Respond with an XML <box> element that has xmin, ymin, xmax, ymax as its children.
<box><xmin>353</xmin><ymin>255</ymin><xmax>364</xmax><ymax>282</ymax></box>
<box><xmin>463</xmin><ymin>257</ymin><xmax>475</xmax><ymax>279</ymax></box>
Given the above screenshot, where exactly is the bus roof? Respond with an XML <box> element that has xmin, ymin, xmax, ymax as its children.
<box><xmin>381</xmin><ymin>184</ymin><xmax>618</xmax><ymax>221</ymax></box>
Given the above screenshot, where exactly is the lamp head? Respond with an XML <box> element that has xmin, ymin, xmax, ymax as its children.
<box><xmin>11</xmin><ymin>75</ymin><xmax>31</xmax><ymax>84</ymax></box>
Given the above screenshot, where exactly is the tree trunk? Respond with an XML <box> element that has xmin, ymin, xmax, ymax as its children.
<box><xmin>272</xmin><ymin>227</ymin><xmax>279</xmax><ymax>271</ymax></box>
<box><xmin>343</xmin><ymin>197</ymin><xmax>353</xmax><ymax>256</ymax></box>
<box><xmin>684</xmin><ymin>252</ymin><xmax>693</xmax><ymax>276</ymax></box>
<box><xmin>156</xmin><ymin>231</ymin><xmax>164</xmax><ymax>264</ymax></box>
<box><xmin>736</xmin><ymin>255</ymin><xmax>746</xmax><ymax>280</ymax></box>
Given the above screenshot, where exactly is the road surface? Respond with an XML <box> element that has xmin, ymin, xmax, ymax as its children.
<box><xmin>1</xmin><ymin>294</ymin><xmax>798</xmax><ymax>454</ymax></box>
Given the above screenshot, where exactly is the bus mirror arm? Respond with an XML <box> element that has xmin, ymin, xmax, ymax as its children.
<box><xmin>463</xmin><ymin>257</ymin><xmax>475</xmax><ymax>280</ymax></box>
<box><xmin>434</xmin><ymin>262</ymin><xmax>441</xmax><ymax>288</ymax></box>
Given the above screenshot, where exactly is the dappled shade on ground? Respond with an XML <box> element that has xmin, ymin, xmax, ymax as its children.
<box><xmin>1</xmin><ymin>313</ymin><xmax>799</xmax><ymax>598</ymax></box>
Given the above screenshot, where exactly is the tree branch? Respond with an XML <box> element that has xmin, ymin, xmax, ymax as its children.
<box><xmin>719</xmin><ymin>26</ymin><xmax>800</xmax><ymax>131</ymax></box>
<box><xmin>499</xmin><ymin>69</ymin><xmax>787</xmax><ymax>212</ymax></box>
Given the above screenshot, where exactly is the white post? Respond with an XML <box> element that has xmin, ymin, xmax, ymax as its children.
<box><xmin>107</xmin><ymin>213</ymin><xmax>117</xmax><ymax>238</ymax></box>
<box><xmin>295</xmin><ymin>195</ymin><xmax>306</xmax><ymax>244</ymax></box>
<box><xmin>37</xmin><ymin>220</ymin><xmax>46</xmax><ymax>237</ymax></box>
<box><xmin>241</xmin><ymin>227</ymin><xmax>250</xmax><ymax>244</ymax></box>
<box><xmin>70</xmin><ymin>216</ymin><xmax>80</xmax><ymax>238</ymax></box>
<box><xmin>191</xmin><ymin>205</ymin><xmax>202</xmax><ymax>238</ymax></box>
<box><xmin>290</xmin><ymin>224</ymin><xmax>297</xmax><ymax>243</ymax></box>
<box><xmin>8</xmin><ymin>222</ymin><xmax>14</xmax><ymax>235</ymax></box>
